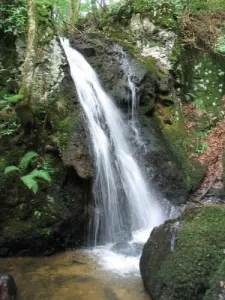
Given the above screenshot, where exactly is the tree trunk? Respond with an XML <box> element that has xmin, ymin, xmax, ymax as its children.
<box><xmin>68</xmin><ymin>0</ymin><xmax>80</xmax><ymax>24</ymax></box>
<box><xmin>20</xmin><ymin>0</ymin><xmax>37</xmax><ymax>101</ymax></box>
<box><xmin>17</xmin><ymin>0</ymin><xmax>37</xmax><ymax>135</ymax></box>
<box><xmin>74</xmin><ymin>0</ymin><xmax>80</xmax><ymax>23</ymax></box>
<box><xmin>68</xmin><ymin>0</ymin><xmax>73</xmax><ymax>22</ymax></box>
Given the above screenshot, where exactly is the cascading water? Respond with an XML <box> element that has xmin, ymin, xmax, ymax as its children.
<box><xmin>116</xmin><ymin>45</ymin><xmax>146</xmax><ymax>150</ymax></box>
<box><xmin>117</xmin><ymin>46</ymin><xmax>140</xmax><ymax>121</ymax></box>
<box><xmin>60</xmin><ymin>38</ymin><xmax>166</xmax><ymax>270</ymax></box>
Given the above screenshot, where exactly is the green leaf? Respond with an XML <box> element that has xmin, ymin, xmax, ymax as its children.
<box><xmin>4</xmin><ymin>166</ymin><xmax>21</xmax><ymax>175</ymax></box>
<box><xmin>21</xmin><ymin>175</ymin><xmax>38</xmax><ymax>194</ymax></box>
<box><xmin>29</xmin><ymin>169</ymin><xmax>51</xmax><ymax>182</ymax></box>
<box><xmin>184</xmin><ymin>94</ymin><xmax>190</xmax><ymax>102</ymax></box>
<box><xmin>19</xmin><ymin>152</ymin><xmax>39</xmax><ymax>172</ymax></box>
<box><xmin>6</xmin><ymin>93</ymin><xmax>24</xmax><ymax>104</ymax></box>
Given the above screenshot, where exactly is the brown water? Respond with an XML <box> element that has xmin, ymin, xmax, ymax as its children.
<box><xmin>0</xmin><ymin>250</ymin><xmax>150</xmax><ymax>300</ymax></box>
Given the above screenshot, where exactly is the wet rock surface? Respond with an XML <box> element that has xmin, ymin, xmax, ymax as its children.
<box><xmin>0</xmin><ymin>251</ymin><xmax>148</xmax><ymax>300</ymax></box>
<box><xmin>70</xmin><ymin>34</ymin><xmax>188</xmax><ymax>206</ymax></box>
<box><xmin>111</xmin><ymin>242</ymin><xmax>143</xmax><ymax>257</ymax></box>
<box><xmin>70</xmin><ymin>35</ymin><xmax>158</xmax><ymax>113</ymax></box>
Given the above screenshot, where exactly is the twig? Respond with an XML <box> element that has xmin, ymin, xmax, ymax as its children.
<box><xmin>193</xmin><ymin>176</ymin><xmax>217</xmax><ymax>203</ymax></box>
<box><xmin>54</xmin><ymin>12</ymin><xmax>82</xmax><ymax>34</ymax></box>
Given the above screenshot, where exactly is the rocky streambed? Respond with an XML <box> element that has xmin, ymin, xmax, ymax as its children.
<box><xmin>0</xmin><ymin>250</ymin><xmax>149</xmax><ymax>300</ymax></box>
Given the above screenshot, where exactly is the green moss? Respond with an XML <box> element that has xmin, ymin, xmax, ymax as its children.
<box><xmin>204</xmin><ymin>259</ymin><xmax>225</xmax><ymax>300</ymax></box>
<box><xmin>182</xmin><ymin>47</ymin><xmax>225</xmax><ymax>130</ymax></box>
<box><xmin>2</xmin><ymin>218</ymin><xmax>54</xmax><ymax>243</ymax></box>
<box><xmin>139</xmin><ymin>56</ymin><xmax>168</xmax><ymax>78</ymax></box>
<box><xmin>0</xmin><ymin>157</ymin><xmax>7</xmax><ymax>170</ymax></box>
<box><xmin>57</xmin><ymin>115</ymin><xmax>74</xmax><ymax>151</ymax></box>
<box><xmin>152</xmin><ymin>11</ymin><xmax>177</xmax><ymax>29</ymax></box>
<box><xmin>157</xmin><ymin>111</ymin><xmax>206</xmax><ymax>191</ymax></box>
<box><xmin>158</xmin><ymin>95</ymin><xmax>175</xmax><ymax>103</ymax></box>
<box><xmin>59</xmin><ymin>116</ymin><xmax>73</xmax><ymax>129</ymax></box>
<box><xmin>140</xmin><ymin>100</ymin><xmax>155</xmax><ymax>114</ymax></box>
<box><xmin>169</xmin><ymin>40</ymin><xmax>181</xmax><ymax>63</ymax></box>
<box><xmin>159</xmin><ymin>207</ymin><xmax>225</xmax><ymax>300</ymax></box>
<box><xmin>0</xmin><ymin>87</ymin><xmax>8</xmax><ymax>98</ymax></box>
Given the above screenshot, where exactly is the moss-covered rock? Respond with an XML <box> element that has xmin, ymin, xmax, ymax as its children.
<box><xmin>0</xmin><ymin>151</ymin><xmax>91</xmax><ymax>256</ymax></box>
<box><xmin>140</xmin><ymin>206</ymin><xmax>225</xmax><ymax>300</ymax></box>
<box><xmin>157</xmin><ymin>111</ymin><xmax>206</xmax><ymax>192</ymax></box>
<box><xmin>0</xmin><ymin>35</ymin><xmax>93</xmax><ymax>256</ymax></box>
<box><xmin>182</xmin><ymin>47</ymin><xmax>225</xmax><ymax>129</ymax></box>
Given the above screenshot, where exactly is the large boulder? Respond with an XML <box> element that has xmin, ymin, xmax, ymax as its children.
<box><xmin>140</xmin><ymin>206</ymin><xmax>225</xmax><ymax>300</ymax></box>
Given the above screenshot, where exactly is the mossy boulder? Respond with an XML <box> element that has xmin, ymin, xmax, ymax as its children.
<box><xmin>140</xmin><ymin>206</ymin><xmax>225</xmax><ymax>300</ymax></box>
<box><xmin>0</xmin><ymin>152</ymin><xmax>91</xmax><ymax>256</ymax></box>
<box><xmin>182</xmin><ymin>47</ymin><xmax>225</xmax><ymax>121</ymax></box>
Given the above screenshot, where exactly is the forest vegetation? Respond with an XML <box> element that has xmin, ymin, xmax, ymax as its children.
<box><xmin>0</xmin><ymin>0</ymin><xmax>225</xmax><ymax>299</ymax></box>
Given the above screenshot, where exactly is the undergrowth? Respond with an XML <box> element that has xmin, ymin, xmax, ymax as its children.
<box><xmin>78</xmin><ymin>0</ymin><xmax>225</xmax><ymax>56</ymax></box>
<box><xmin>4</xmin><ymin>151</ymin><xmax>51</xmax><ymax>194</ymax></box>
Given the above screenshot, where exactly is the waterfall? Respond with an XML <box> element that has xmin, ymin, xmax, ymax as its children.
<box><xmin>118</xmin><ymin>46</ymin><xmax>140</xmax><ymax>121</ymax></box>
<box><xmin>60</xmin><ymin>38</ymin><xmax>166</xmax><ymax>245</ymax></box>
<box><xmin>115</xmin><ymin>45</ymin><xmax>146</xmax><ymax>150</ymax></box>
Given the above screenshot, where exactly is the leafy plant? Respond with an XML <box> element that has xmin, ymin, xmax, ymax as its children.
<box><xmin>184</xmin><ymin>92</ymin><xmax>196</xmax><ymax>102</ymax></box>
<box><xmin>5</xmin><ymin>166</ymin><xmax>21</xmax><ymax>174</ymax></box>
<box><xmin>194</xmin><ymin>141</ymin><xmax>208</xmax><ymax>155</ymax></box>
<box><xmin>215</xmin><ymin>35</ymin><xmax>225</xmax><ymax>53</ymax></box>
<box><xmin>21</xmin><ymin>170</ymin><xmax>51</xmax><ymax>194</ymax></box>
<box><xmin>4</xmin><ymin>152</ymin><xmax>51</xmax><ymax>194</ymax></box>
<box><xmin>0</xmin><ymin>4</ymin><xmax>28</xmax><ymax>35</ymax></box>
<box><xmin>34</xmin><ymin>210</ymin><xmax>42</xmax><ymax>219</ymax></box>
<box><xmin>19</xmin><ymin>151</ymin><xmax>39</xmax><ymax>172</ymax></box>
<box><xmin>0</xmin><ymin>93</ymin><xmax>23</xmax><ymax>135</ymax></box>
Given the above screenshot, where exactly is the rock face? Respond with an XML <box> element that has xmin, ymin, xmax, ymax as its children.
<box><xmin>70</xmin><ymin>34</ymin><xmax>188</xmax><ymax>206</ymax></box>
<box><xmin>140</xmin><ymin>206</ymin><xmax>225</xmax><ymax>300</ymax></box>
<box><xmin>0</xmin><ymin>275</ymin><xmax>17</xmax><ymax>300</ymax></box>
<box><xmin>111</xmin><ymin>241</ymin><xmax>143</xmax><ymax>257</ymax></box>
<box><xmin>129</xmin><ymin>14</ymin><xmax>176</xmax><ymax>72</ymax></box>
<box><xmin>0</xmin><ymin>35</ymin><xmax>92</xmax><ymax>256</ymax></box>
<box><xmin>70</xmin><ymin>35</ymin><xmax>157</xmax><ymax>112</ymax></box>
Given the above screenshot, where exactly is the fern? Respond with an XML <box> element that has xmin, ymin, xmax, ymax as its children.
<box><xmin>21</xmin><ymin>169</ymin><xmax>51</xmax><ymax>194</ymax></box>
<box><xmin>4</xmin><ymin>166</ymin><xmax>21</xmax><ymax>174</ymax></box>
<box><xmin>21</xmin><ymin>175</ymin><xmax>38</xmax><ymax>194</ymax></box>
<box><xmin>29</xmin><ymin>169</ymin><xmax>51</xmax><ymax>182</ymax></box>
<box><xmin>19</xmin><ymin>151</ymin><xmax>39</xmax><ymax>172</ymax></box>
<box><xmin>4</xmin><ymin>151</ymin><xmax>51</xmax><ymax>194</ymax></box>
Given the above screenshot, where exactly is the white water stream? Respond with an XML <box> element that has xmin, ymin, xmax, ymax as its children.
<box><xmin>60</xmin><ymin>38</ymin><xmax>167</xmax><ymax>274</ymax></box>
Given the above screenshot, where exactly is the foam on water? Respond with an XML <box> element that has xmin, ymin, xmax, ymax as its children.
<box><xmin>87</xmin><ymin>227</ymin><xmax>154</xmax><ymax>276</ymax></box>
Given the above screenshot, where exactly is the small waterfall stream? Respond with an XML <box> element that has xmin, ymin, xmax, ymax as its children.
<box><xmin>116</xmin><ymin>45</ymin><xmax>146</xmax><ymax>150</ymax></box>
<box><xmin>118</xmin><ymin>45</ymin><xmax>140</xmax><ymax>121</ymax></box>
<box><xmin>60</xmin><ymin>38</ymin><xmax>167</xmax><ymax>274</ymax></box>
